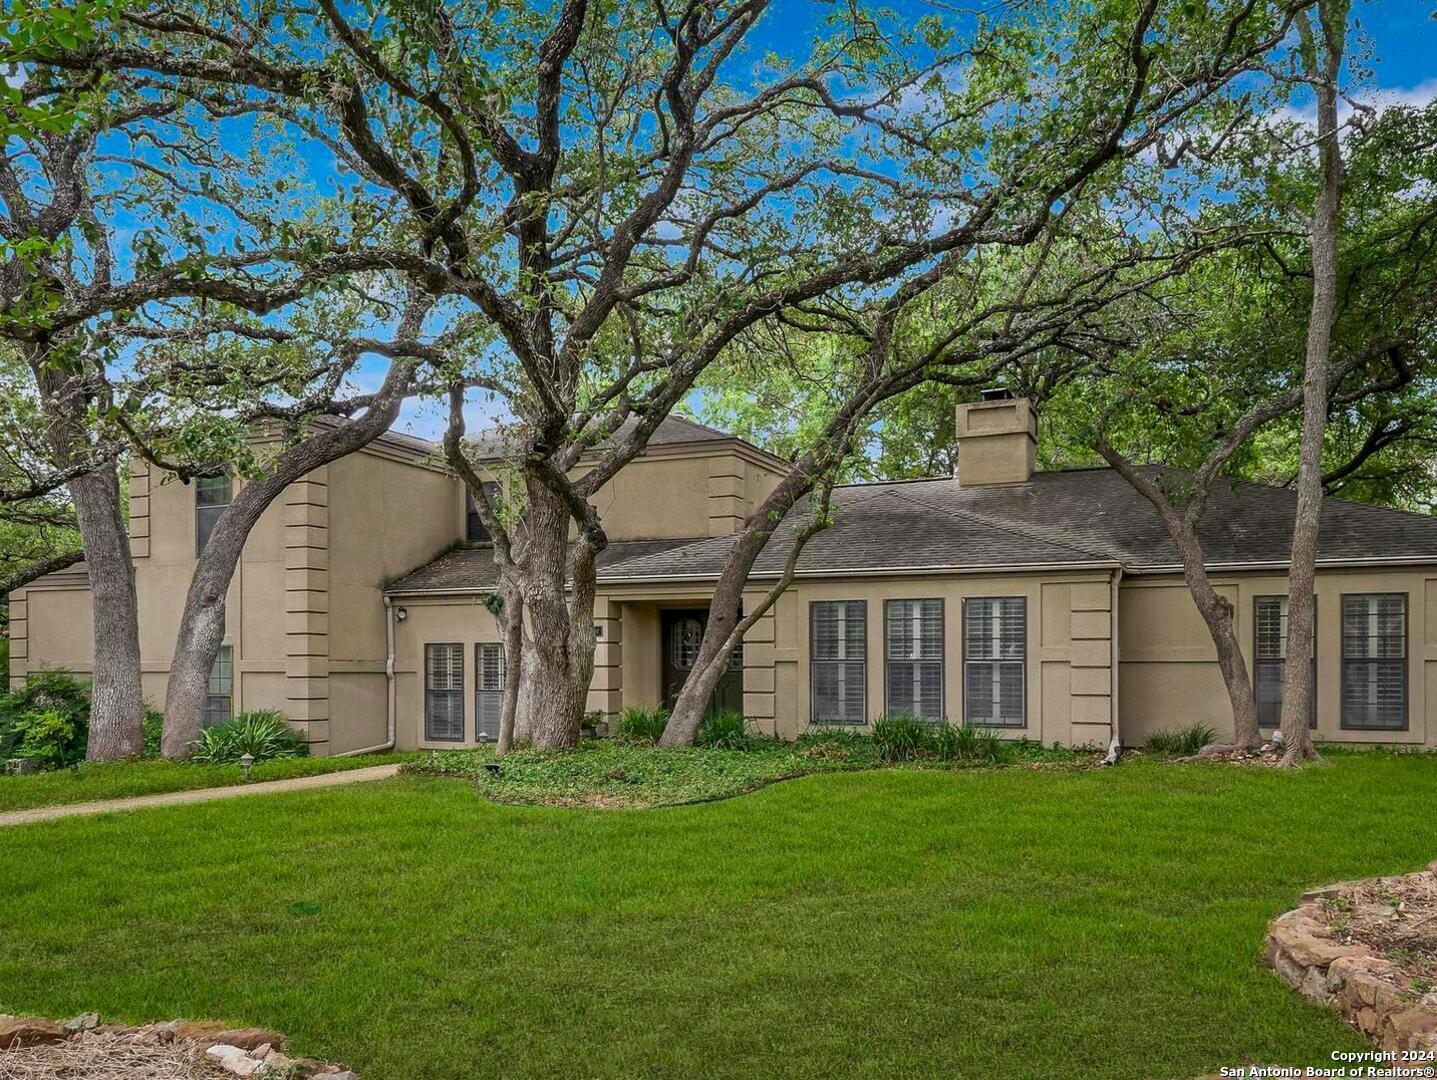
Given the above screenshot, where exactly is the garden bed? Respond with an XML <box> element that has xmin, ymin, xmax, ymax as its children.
<box><xmin>1267</xmin><ymin>861</ymin><xmax>1437</xmax><ymax>1053</ymax></box>
<box><xmin>403</xmin><ymin>734</ymin><xmax>1097</xmax><ymax>809</ymax></box>
<box><xmin>0</xmin><ymin>1014</ymin><xmax>355</xmax><ymax>1078</ymax></box>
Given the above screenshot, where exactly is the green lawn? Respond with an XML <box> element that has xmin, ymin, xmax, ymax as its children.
<box><xmin>1</xmin><ymin>752</ymin><xmax>1434</xmax><ymax>1079</ymax></box>
<box><xmin>0</xmin><ymin>754</ymin><xmax>415</xmax><ymax>813</ymax></box>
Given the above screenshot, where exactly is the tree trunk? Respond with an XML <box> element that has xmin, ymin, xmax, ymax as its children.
<box><xmin>514</xmin><ymin>476</ymin><xmax>596</xmax><ymax>750</ymax></box>
<box><xmin>1280</xmin><ymin>6</ymin><xmax>1345</xmax><ymax>768</ymax></box>
<box><xmin>70</xmin><ymin>464</ymin><xmax>146</xmax><ymax>759</ymax></box>
<box><xmin>497</xmin><ymin>577</ymin><xmax>523</xmax><ymax>755</ymax></box>
<box><xmin>1094</xmin><ymin>443</ymin><xmax>1262</xmax><ymax>749</ymax></box>
<box><xmin>661</xmin><ymin>461</ymin><xmax>836</xmax><ymax>746</ymax></box>
<box><xmin>162</xmin><ymin>364</ymin><xmax>417</xmax><ymax>756</ymax></box>
<box><xmin>1179</xmin><ymin>548</ymin><xmax>1262</xmax><ymax>750</ymax></box>
<box><xmin>33</xmin><ymin>356</ymin><xmax>144</xmax><ymax>760</ymax></box>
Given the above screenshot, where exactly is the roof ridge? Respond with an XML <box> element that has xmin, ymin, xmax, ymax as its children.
<box><xmin>883</xmin><ymin>486</ymin><xmax>1117</xmax><ymax>564</ymax></box>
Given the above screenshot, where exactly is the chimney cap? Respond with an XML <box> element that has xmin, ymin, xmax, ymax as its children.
<box><xmin>979</xmin><ymin>386</ymin><xmax>1013</xmax><ymax>402</ymax></box>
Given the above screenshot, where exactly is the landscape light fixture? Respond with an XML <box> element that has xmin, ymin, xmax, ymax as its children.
<box><xmin>240</xmin><ymin>752</ymin><xmax>255</xmax><ymax>781</ymax></box>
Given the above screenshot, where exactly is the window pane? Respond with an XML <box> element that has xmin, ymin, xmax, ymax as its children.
<box><xmin>208</xmin><ymin>645</ymin><xmax>233</xmax><ymax>696</ymax></box>
<box><xmin>1342</xmin><ymin>595</ymin><xmax>1407</xmax><ymax>730</ymax></box>
<box><xmin>426</xmin><ymin>643</ymin><xmax>464</xmax><ymax>740</ymax></box>
<box><xmin>466</xmin><ymin>481</ymin><xmax>503</xmax><ymax>543</ymax></box>
<box><xmin>196</xmin><ymin>476</ymin><xmax>230</xmax><ymax>508</ymax></box>
<box><xmin>203</xmin><ymin>695</ymin><xmax>231</xmax><ymax>728</ymax></box>
<box><xmin>964</xmin><ymin>598</ymin><xmax>1025</xmax><ymax>726</ymax></box>
<box><xmin>1253</xmin><ymin>597</ymin><xmax>1316</xmax><ymax>729</ymax></box>
<box><xmin>885</xmin><ymin>599</ymin><xmax>942</xmax><ymax>718</ymax></box>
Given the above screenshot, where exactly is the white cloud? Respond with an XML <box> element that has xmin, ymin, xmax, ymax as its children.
<box><xmin>1276</xmin><ymin>77</ymin><xmax>1437</xmax><ymax>130</ymax></box>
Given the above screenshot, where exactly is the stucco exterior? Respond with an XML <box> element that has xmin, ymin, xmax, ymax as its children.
<box><xmin>10</xmin><ymin>405</ymin><xmax>1437</xmax><ymax>754</ymax></box>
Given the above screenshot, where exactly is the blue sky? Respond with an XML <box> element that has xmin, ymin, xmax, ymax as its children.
<box><xmin>378</xmin><ymin>0</ymin><xmax>1437</xmax><ymax>441</ymax></box>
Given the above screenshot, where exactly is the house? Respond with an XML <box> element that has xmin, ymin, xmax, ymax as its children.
<box><xmin>9</xmin><ymin>397</ymin><xmax>1437</xmax><ymax>752</ymax></box>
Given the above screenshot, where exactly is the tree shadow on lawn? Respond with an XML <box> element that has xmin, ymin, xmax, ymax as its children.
<box><xmin>0</xmin><ymin>753</ymin><xmax>1433</xmax><ymax>1080</ymax></box>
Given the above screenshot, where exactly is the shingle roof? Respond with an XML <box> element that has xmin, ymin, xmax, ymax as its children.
<box><xmin>595</xmin><ymin>467</ymin><xmax>1437</xmax><ymax>581</ymax></box>
<box><xmin>384</xmin><ymin>467</ymin><xmax>1437</xmax><ymax>594</ymax></box>
<box><xmin>384</xmin><ymin>538</ymin><xmax>706</xmax><ymax>595</ymax></box>
<box><xmin>466</xmin><ymin>414</ymin><xmax>748</xmax><ymax>459</ymax></box>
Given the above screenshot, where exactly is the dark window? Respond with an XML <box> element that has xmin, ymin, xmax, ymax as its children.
<box><xmin>964</xmin><ymin>597</ymin><xmax>1026</xmax><ymax>727</ymax></box>
<box><xmin>465</xmin><ymin>482</ymin><xmax>504</xmax><ymax>543</ymax></box>
<box><xmin>196</xmin><ymin>475</ymin><xmax>231</xmax><ymax>555</ymax></box>
<box><xmin>474</xmin><ymin>643</ymin><xmax>505</xmax><ymax>742</ymax></box>
<box><xmin>811</xmin><ymin>600</ymin><xmax>867</xmax><ymax>724</ymax></box>
<box><xmin>1341</xmin><ymin>594</ymin><xmax>1407</xmax><ymax>731</ymax></box>
<box><xmin>425</xmin><ymin>643</ymin><xmax>464</xmax><ymax>741</ymax></box>
<box><xmin>885</xmin><ymin>598</ymin><xmax>944</xmax><ymax>719</ymax></box>
<box><xmin>1253</xmin><ymin>596</ymin><xmax>1317</xmax><ymax>729</ymax></box>
<box><xmin>203</xmin><ymin>644</ymin><xmax>233</xmax><ymax>727</ymax></box>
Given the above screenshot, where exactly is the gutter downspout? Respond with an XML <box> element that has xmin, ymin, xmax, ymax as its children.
<box><xmin>1101</xmin><ymin>566</ymin><xmax>1124</xmax><ymax>766</ymax></box>
<box><xmin>336</xmin><ymin>594</ymin><xmax>398</xmax><ymax>757</ymax></box>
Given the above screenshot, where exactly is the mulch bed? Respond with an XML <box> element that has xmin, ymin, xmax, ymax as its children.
<box><xmin>0</xmin><ymin>1033</ymin><xmax>228</xmax><ymax>1079</ymax></box>
<box><xmin>1322</xmin><ymin>870</ymin><xmax>1437</xmax><ymax>982</ymax></box>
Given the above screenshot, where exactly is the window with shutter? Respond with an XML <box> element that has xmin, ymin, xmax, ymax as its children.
<box><xmin>810</xmin><ymin>600</ymin><xmax>866</xmax><ymax>723</ymax></box>
<box><xmin>885</xmin><ymin>598</ymin><xmax>943</xmax><ymax>719</ymax></box>
<box><xmin>1341</xmin><ymin>594</ymin><xmax>1407</xmax><ymax>731</ymax></box>
<box><xmin>474</xmin><ymin>643</ymin><xmax>505</xmax><ymax>741</ymax></box>
<box><xmin>1253</xmin><ymin>596</ymin><xmax>1317</xmax><ymax>729</ymax></box>
<box><xmin>196</xmin><ymin>475</ymin><xmax>231</xmax><ymax>556</ymax></box>
<box><xmin>963</xmin><ymin>597</ymin><xmax>1025</xmax><ymax>727</ymax></box>
<box><xmin>425</xmin><ymin>643</ymin><xmax>465</xmax><ymax>741</ymax></box>
<box><xmin>203</xmin><ymin>644</ymin><xmax>233</xmax><ymax>727</ymax></box>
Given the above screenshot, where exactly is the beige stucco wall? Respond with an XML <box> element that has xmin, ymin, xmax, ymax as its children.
<box><xmin>1119</xmin><ymin>566</ymin><xmax>1436</xmax><ymax>747</ymax></box>
<box><xmin>389</xmin><ymin>594</ymin><xmax>503</xmax><ymax>750</ymax></box>
<box><xmin>582</xmin><ymin>444</ymin><xmax>783</xmax><ymax>541</ymax></box>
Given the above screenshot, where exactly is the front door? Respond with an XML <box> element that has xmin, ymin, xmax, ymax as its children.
<box><xmin>661</xmin><ymin>608</ymin><xmax>743</xmax><ymax>714</ymax></box>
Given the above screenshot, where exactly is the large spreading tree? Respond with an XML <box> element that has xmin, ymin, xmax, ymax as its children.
<box><xmin>36</xmin><ymin>0</ymin><xmax>1314</xmax><ymax>750</ymax></box>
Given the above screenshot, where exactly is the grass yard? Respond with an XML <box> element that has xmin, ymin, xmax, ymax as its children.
<box><xmin>0</xmin><ymin>754</ymin><xmax>416</xmax><ymax>813</ymax></box>
<box><xmin>1</xmin><ymin>752</ymin><xmax>1435</xmax><ymax>1079</ymax></box>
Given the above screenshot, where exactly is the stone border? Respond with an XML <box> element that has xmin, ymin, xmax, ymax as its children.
<box><xmin>1266</xmin><ymin>860</ymin><xmax>1437</xmax><ymax>1054</ymax></box>
<box><xmin>0</xmin><ymin>1014</ymin><xmax>356</xmax><ymax>1077</ymax></box>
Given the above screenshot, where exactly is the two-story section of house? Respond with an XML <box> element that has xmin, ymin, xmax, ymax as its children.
<box><xmin>12</xmin><ymin>397</ymin><xmax>1437</xmax><ymax>753</ymax></box>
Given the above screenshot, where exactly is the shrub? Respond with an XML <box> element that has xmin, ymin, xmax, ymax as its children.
<box><xmin>871</xmin><ymin>714</ymin><xmax>937</xmax><ymax>762</ymax></box>
<box><xmin>795</xmin><ymin>725</ymin><xmax>871</xmax><ymax>761</ymax></box>
<box><xmin>932</xmin><ymin>721</ymin><xmax>1006</xmax><ymax>764</ymax></box>
<box><xmin>695</xmin><ymin>709</ymin><xmax>749</xmax><ymax>749</ymax></box>
<box><xmin>189</xmin><ymin>710</ymin><xmax>309</xmax><ymax>764</ymax></box>
<box><xmin>142</xmin><ymin>707</ymin><xmax>164</xmax><ymax>758</ymax></box>
<box><xmin>1145</xmin><ymin>723</ymin><xmax>1217</xmax><ymax>757</ymax></box>
<box><xmin>0</xmin><ymin>668</ymin><xmax>91</xmax><ymax>768</ymax></box>
<box><xmin>614</xmin><ymin>706</ymin><xmax>669</xmax><ymax>744</ymax></box>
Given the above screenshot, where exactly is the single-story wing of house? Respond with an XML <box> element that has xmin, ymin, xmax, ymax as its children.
<box><xmin>11</xmin><ymin>396</ymin><xmax>1437</xmax><ymax>753</ymax></box>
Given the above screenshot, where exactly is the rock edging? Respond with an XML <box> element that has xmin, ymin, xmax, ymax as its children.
<box><xmin>1267</xmin><ymin>860</ymin><xmax>1437</xmax><ymax>1055</ymax></box>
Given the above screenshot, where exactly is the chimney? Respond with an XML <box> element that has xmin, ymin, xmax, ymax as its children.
<box><xmin>954</xmin><ymin>392</ymin><xmax>1037</xmax><ymax>486</ymax></box>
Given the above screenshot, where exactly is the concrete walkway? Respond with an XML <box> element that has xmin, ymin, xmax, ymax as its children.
<box><xmin>0</xmin><ymin>763</ymin><xmax>401</xmax><ymax>828</ymax></box>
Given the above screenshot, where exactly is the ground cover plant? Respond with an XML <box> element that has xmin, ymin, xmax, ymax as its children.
<box><xmin>1</xmin><ymin>753</ymin><xmax>1435</xmax><ymax>1079</ymax></box>
<box><xmin>0</xmin><ymin>755</ymin><xmax>414</xmax><ymax>814</ymax></box>
<box><xmin>408</xmin><ymin>727</ymin><xmax>1093</xmax><ymax>808</ymax></box>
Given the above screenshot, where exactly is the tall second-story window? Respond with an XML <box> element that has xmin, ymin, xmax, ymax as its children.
<box><xmin>196</xmin><ymin>475</ymin><xmax>231</xmax><ymax>555</ymax></box>
<box><xmin>466</xmin><ymin>482</ymin><xmax>504</xmax><ymax>543</ymax></box>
